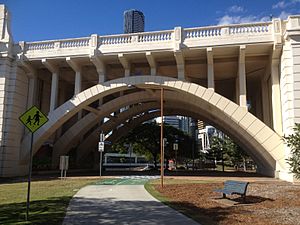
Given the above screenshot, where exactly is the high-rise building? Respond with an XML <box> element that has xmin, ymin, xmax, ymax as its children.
<box><xmin>124</xmin><ymin>9</ymin><xmax>145</xmax><ymax>33</ymax></box>
<box><xmin>178</xmin><ymin>116</ymin><xmax>191</xmax><ymax>134</ymax></box>
<box><xmin>164</xmin><ymin>116</ymin><xmax>180</xmax><ymax>129</ymax></box>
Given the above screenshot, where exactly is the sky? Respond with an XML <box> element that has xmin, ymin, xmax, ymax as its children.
<box><xmin>2</xmin><ymin>0</ymin><xmax>300</xmax><ymax>42</ymax></box>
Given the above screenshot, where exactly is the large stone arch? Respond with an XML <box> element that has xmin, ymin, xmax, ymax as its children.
<box><xmin>76</xmin><ymin>106</ymin><xmax>206</xmax><ymax>164</ymax></box>
<box><xmin>52</xmin><ymin>92</ymin><xmax>160</xmax><ymax>163</ymax></box>
<box><xmin>73</xmin><ymin>100</ymin><xmax>276</xmax><ymax>177</ymax></box>
<box><xmin>20</xmin><ymin>76</ymin><xmax>286</xmax><ymax>177</ymax></box>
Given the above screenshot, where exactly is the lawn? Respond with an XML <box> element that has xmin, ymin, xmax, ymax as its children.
<box><xmin>0</xmin><ymin>178</ymin><xmax>97</xmax><ymax>225</ymax></box>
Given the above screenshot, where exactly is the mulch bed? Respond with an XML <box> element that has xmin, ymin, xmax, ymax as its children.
<box><xmin>154</xmin><ymin>181</ymin><xmax>300</xmax><ymax>225</ymax></box>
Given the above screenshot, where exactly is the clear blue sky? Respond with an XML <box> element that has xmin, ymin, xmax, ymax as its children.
<box><xmin>3</xmin><ymin>0</ymin><xmax>300</xmax><ymax>42</ymax></box>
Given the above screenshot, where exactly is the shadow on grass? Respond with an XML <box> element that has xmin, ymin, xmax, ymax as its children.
<box><xmin>166</xmin><ymin>201</ymin><xmax>234</xmax><ymax>225</ymax></box>
<box><xmin>0</xmin><ymin>196</ymin><xmax>71</xmax><ymax>225</ymax></box>
<box><xmin>231</xmin><ymin>195</ymin><xmax>274</xmax><ymax>204</ymax></box>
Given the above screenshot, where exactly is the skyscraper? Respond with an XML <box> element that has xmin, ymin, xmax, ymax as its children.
<box><xmin>124</xmin><ymin>9</ymin><xmax>145</xmax><ymax>33</ymax></box>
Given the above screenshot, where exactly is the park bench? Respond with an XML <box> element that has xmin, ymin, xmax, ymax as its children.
<box><xmin>214</xmin><ymin>180</ymin><xmax>249</xmax><ymax>202</ymax></box>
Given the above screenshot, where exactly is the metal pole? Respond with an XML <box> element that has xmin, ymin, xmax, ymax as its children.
<box><xmin>99</xmin><ymin>151</ymin><xmax>102</xmax><ymax>177</ymax></box>
<box><xmin>192</xmin><ymin>140</ymin><xmax>195</xmax><ymax>171</ymax></box>
<box><xmin>160</xmin><ymin>87</ymin><xmax>164</xmax><ymax>188</ymax></box>
<box><xmin>26</xmin><ymin>132</ymin><xmax>34</xmax><ymax>221</ymax></box>
<box><xmin>129</xmin><ymin>144</ymin><xmax>132</xmax><ymax>171</ymax></box>
<box><xmin>175</xmin><ymin>149</ymin><xmax>177</xmax><ymax>168</ymax></box>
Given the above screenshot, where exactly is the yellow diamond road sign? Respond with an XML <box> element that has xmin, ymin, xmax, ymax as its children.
<box><xmin>19</xmin><ymin>106</ymin><xmax>48</xmax><ymax>133</ymax></box>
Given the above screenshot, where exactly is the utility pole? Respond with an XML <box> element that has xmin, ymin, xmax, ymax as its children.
<box><xmin>160</xmin><ymin>87</ymin><xmax>164</xmax><ymax>188</ymax></box>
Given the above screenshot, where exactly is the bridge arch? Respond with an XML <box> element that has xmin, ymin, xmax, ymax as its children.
<box><xmin>71</xmin><ymin>99</ymin><xmax>279</xmax><ymax>176</ymax></box>
<box><xmin>21</xmin><ymin>76</ymin><xmax>286</xmax><ymax>177</ymax></box>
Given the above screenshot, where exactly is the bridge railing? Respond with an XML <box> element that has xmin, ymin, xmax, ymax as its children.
<box><xmin>184</xmin><ymin>22</ymin><xmax>272</xmax><ymax>39</ymax></box>
<box><xmin>21</xmin><ymin>21</ymin><xmax>275</xmax><ymax>58</ymax></box>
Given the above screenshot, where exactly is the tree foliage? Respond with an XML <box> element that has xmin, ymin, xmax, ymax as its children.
<box><xmin>207</xmin><ymin>134</ymin><xmax>250</xmax><ymax>171</ymax></box>
<box><xmin>112</xmin><ymin>122</ymin><xmax>192</xmax><ymax>168</ymax></box>
<box><xmin>284</xmin><ymin>123</ymin><xmax>300</xmax><ymax>179</ymax></box>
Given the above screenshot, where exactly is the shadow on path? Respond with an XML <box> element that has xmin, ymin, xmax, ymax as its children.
<box><xmin>63</xmin><ymin>197</ymin><xmax>204</xmax><ymax>225</ymax></box>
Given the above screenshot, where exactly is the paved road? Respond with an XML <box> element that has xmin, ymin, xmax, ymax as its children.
<box><xmin>63</xmin><ymin>177</ymin><xmax>200</xmax><ymax>225</ymax></box>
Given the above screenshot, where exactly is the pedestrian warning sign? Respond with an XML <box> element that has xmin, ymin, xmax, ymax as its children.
<box><xmin>19</xmin><ymin>106</ymin><xmax>48</xmax><ymax>133</ymax></box>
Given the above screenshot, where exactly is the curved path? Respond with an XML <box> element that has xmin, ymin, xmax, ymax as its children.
<box><xmin>63</xmin><ymin>178</ymin><xmax>200</xmax><ymax>225</ymax></box>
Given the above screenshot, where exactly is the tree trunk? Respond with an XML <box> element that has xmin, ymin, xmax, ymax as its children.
<box><xmin>242</xmin><ymin>157</ymin><xmax>246</xmax><ymax>171</ymax></box>
<box><xmin>222</xmin><ymin>153</ymin><xmax>225</xmax><ymax>172</ymax></box>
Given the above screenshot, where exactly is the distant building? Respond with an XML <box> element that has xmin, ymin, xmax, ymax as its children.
<box><xmin>164</xmin><ymin>116</ymin><xmax>180</xmax><ymax>129</ymax></box>
<box><xmin>178</xmin><ymin>116</ymin><xmax>191</xmax><ymax>134</ymax></box>
<box><xmin>124</xmin><ymin>9</ymin><xmax>145</xmax><ymax>33</ymax></box>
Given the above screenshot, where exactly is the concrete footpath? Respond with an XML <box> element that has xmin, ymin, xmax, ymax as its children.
<box><xmin>63</xmin><ymin>183</ymin><xmax>200</xmax><ymax>225</ymax></box>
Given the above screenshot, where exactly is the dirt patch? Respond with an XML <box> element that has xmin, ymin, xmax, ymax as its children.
<box><xmin>154</xmin><ymin>181</ymin><xmax>300</xmax><ymax>225</ymax></box>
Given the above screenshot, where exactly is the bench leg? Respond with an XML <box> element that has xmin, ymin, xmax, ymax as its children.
<box><xmin>242</xmin><ymin>194</ymin><xmax>246</xmax><ymax>203</ymax></box>
<box><xmin>222</xmin><ymin>193</ymin><xmax>226</xmax><ymax>198</ymax></box>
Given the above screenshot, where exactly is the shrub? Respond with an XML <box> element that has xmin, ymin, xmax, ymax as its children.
<box><xmin>284</xmin><ymin>123</ymin><xmax>300</xmax><ymax>179</ymax></box>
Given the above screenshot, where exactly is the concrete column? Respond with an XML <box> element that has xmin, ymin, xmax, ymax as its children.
<box><xmin>261</xmin><ymin>66</ymin><xmax>272</xmax><ymax>127</ymax></box>
<box><xmin>261</xmin><ymin>79</ymin><xmax>271</xmax><ymax>127</ymax></box>
<box><xmin>90</xmin><ymin>55</ymin><xmax>106</xmax><ymax>113</ymax></box>
<box><xmin>66</xmin><ymin>57</ymin><xmax>82</xmax><ymax>95</ymax></box>
<box><xmin>146</xmin><ymin>52</ymin><xmax>157</xmax><ymax>76</ymax></box>
<box><xmin>20</xmin><ymin>61</ymin><xmax>37</xmax><ymax>108</ymax></box>
<box><xmin>207</xmin><ymin>48</ymin><xmax>214</xmax><ymax>90</ymax></box>
<box><xmin>238</xmin><ymin>45</ymin><xmax>247</xmax><ymax>109</ymax></box>
<box><xmin>124</xmin><ymin>69</ymin><xmax>130</xmax><ymax>77</ymax></box>
<box><xmin>42</xmin><ymin>59</ymin><xmax>59</xmax><ymax>112</ymax></box>
<box><xmin>75</xmin><ymin>71</ymin><xmax>81</xmax><ymax>95</ymax></box>
<box><xmin>235</xmin><ymin>77</ymin><xmax>239</xmax><ymax>104</ymax></box>
<box><xmin>50</xmin><ymin>72</ymin><xmax>59</xmax><ymax>112</ymax></box>
<box><xmin>271</xmin><ymin>56</ymin><xmax>283</xmax><ymax>135</ymax></box>
<box><xmin>174</xmin><ymin>51</ymin><xmax>185</xmax><ymax>80</ymax></box>
<box><xmin>91</xmin><ymin>56</ymin><xmax>106</xmax><ymax>83</ymax></box>
<box><xmin>27</xmin><ymin>76</ymin><xmax>37</xmax><ymax>107</ymax></box>
<box><xmin>118</xmin><ymin>54</ymin><xmax>130</xmax><ymax>77</ymax></box>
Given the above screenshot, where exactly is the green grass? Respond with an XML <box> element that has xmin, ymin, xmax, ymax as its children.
<box><xmin>149</xmin><ymin>178</ymin><xmax>220</xmax><ymax>185</ymax></box>
<box><xmin>0</xmin><ymin>178</ymin><xmax>96</xmax><ymax>225</ymax></box>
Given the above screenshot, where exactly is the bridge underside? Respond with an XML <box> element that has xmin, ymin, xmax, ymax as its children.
<box><xmin>18</xmin><ymin>76</ymin><xmax>287</xmax><ymax>179</ymax></box>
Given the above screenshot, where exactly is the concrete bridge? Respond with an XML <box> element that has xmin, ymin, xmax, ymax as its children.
<box><xmin>0</xmin><ymin>5</ymin><xmax>300</xmax><ymax>181</ymax></box>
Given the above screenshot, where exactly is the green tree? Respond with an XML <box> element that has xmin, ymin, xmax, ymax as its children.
<box><xmin>284</xmin><ymin>123</ymin><xmax>300</xmax><ymax>179</ymax></box>
<box><xmin>208</xmin><ymin>136</ymin><xmax>225</xmax><ymax>171</ymax></box>
<box><xmin>207</xmin><ymin>134</ymin><xmax>250</xmax><ymax>171</ymax></box>
<box><xmin>112</xmin><ymin>122</ymin><xmax>192</xmax><ymax>168</ymax></box>
<box><xmin>226</xmin><ymin>142</ymin><xmax>250</xmax><ymax>171</ymax></box>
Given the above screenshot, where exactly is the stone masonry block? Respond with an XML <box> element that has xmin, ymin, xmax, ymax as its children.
<box><xmin>202</xmin><ymin>89</ymin><xmax>214</xmax><ymax>102</ymax></box>
<box><xmin>216</xmin><ymin>97</ymin><xmax>230</xmax><ymax>111</ymax></box>
<box><xmin>238</xmin><ymin>113</ymin><xmax>256</xmax><ymax>130</ymax></box>
<box><xmin>223</xmin><ymin>101</ymin><xmax>238</xmax><ymax>117</ymax></box>
<box><xmin>246</xmin><ymin>119</ymin><xmax>265</xmax><ymax>138</ymax></box>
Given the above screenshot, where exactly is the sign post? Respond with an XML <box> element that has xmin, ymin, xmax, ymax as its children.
<box><xmin>173</xmin><ymin>143</ymin><xmax>178</xmax><ymax>169</ymax></box>
<box><xmin>99</xmin><ymin>132</ymin><xmax>105</xmax><ymax>177</ymax></box>
<box><xmin>19</xmin><ymin>106</ymin><xmax>48</xmax><ymax>221</ymax></box>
